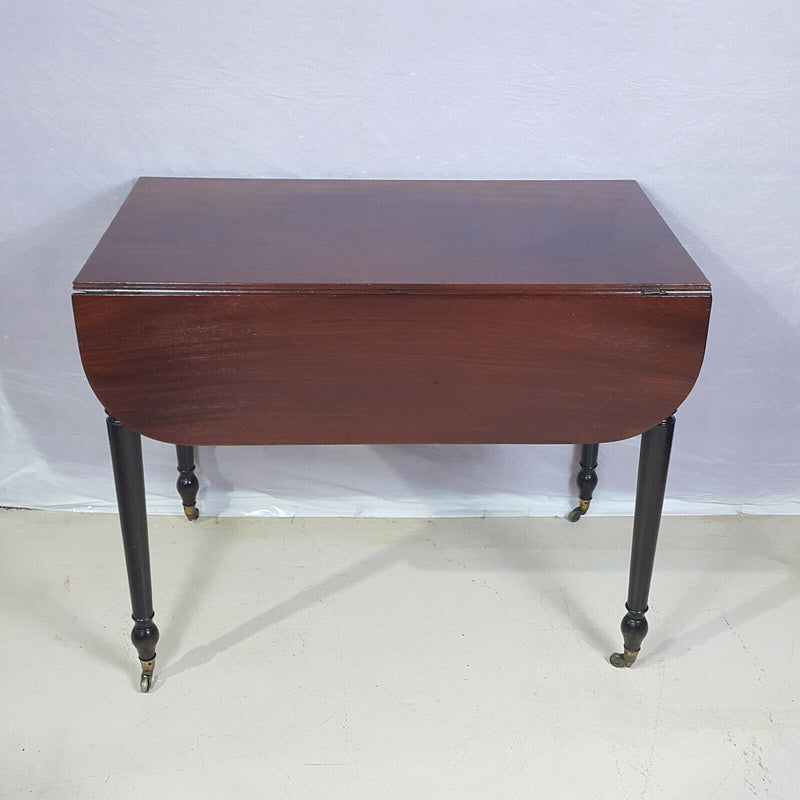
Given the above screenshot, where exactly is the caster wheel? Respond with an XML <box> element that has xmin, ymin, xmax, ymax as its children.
<box><xmin>609</xmin><ymin>649</ymin><xmax>638</xmax><ymax>668</ymax></box>
<box><xmin>567</xmin><ymin>507</ymin><xmax>583</xmax><ymax>522</ymax></box>
<box><xmin>140</xmin><ymin>673</ymin><xmax>152</xmax><ymax>692</ymax></box>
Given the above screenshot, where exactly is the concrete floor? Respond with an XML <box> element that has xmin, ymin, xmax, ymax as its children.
<box><xmin>1</xmin><ymin>509</ymin><xmax>798</xmax><ymax>799</ymax></box>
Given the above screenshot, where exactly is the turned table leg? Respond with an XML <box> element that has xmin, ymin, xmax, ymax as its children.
<box><xmin>106</xmin><ymin>414</ymin><xmax>159</xmax><ymax>692</ymax></box>
<box><xmin>611</xmin><ymin>415</ymin><xmax>675</xmax><ymax>668</ymax></box>
<box><xmin>175</xmin><ymin>445</ymin><xmax>199</xmax><ymax>521</ymax></box>
<box><xmin>567</xmin><ymin>443</ymin><xmax>599</xmax><ymax>521</ymax></box>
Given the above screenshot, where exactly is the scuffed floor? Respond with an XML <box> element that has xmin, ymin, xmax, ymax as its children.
<box><xmin>1</xmin><ymin>510</ymin><xmax>797</xmax><ymax>798</ymax></box>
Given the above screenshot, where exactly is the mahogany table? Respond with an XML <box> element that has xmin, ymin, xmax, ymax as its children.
<box><xmin>73</xmin><ymin>178</ymin><xmax>711</xmax><ymax>691</ymax></box>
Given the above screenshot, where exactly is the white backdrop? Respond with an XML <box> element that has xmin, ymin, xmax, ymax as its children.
<box><xmin>2</xmin><ymin>2</ymin><xmax>798</xmax><ymax>517</ymax></box>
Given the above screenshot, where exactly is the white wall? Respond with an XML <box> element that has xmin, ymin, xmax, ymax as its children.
<box><xmin>2</xmin><ymin>1</ymin><xmax>798</xmax><ymax>516</ymax></box>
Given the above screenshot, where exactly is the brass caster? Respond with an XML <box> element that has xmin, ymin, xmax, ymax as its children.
<box><xmin>183</xmin><ymin>505</ymin><xmax>199</xmax><ymax>521</ymax></box>
<box><xmin>610</xmin><ymin>649</ymin><xmax>639</xmax><ymax>668</ymax></box>
<box><xmin>567</xmin><ymin>499</ymin><xmax>590</xmax><ymax>522</ymax></box>
<box><xmin>139</xmin><ymin>658</ymin><xmax>155</xmax><ymax>692</ymax></box>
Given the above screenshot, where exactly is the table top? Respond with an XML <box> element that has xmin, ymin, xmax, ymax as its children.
<box><xmin>74</xmin><ymin>178</ymin><xmax>709</xmax><ymax>296</ymax></box>
<box><xmin>73</xmin><ymin>178</ymin><xmax>711</xmax><ymax>445</ymax></box>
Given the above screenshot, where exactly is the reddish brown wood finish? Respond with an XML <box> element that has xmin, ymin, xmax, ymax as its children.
<box><xmin>72</xmin><ymin>179</ymin><xmax>711</xmax><ymax>446</ymax></box>
<box><xmin>72</xmin><ymin>291</ymin><xmax>709</xmax><ymax>445</ymax></box>
<box><xmin>74</xmin><ymin>178</ymin><xmax>708</xmax><ymax>293</ymax></box>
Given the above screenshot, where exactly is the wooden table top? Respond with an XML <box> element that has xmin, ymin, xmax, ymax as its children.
<box><xmin>73</xmin><ymin>178</ymin><xmax>711</xmax><ymax>445</ymax></box>
<box><xmin>74</xmin><ymin>178</ymin><xmax>709</xmax><ymax>296</ymax></box>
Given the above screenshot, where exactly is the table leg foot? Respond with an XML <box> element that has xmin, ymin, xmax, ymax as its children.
<box><xmin>610</xmin><ymin>649</ymin><xmax>639</xmax><ymax>668</ymax></box>
<box><xmin>176</xmin><ymin>445</ymin><xmax>200</xmax><ymax>521</ymax></box>
<box><xmin>139</xmin><ymin>657</ymin><xmax>156</xmax><ymax>692</ymax></box>
<box><xmin>132</xmin><ymin>615</ymin><xmax>159</xmax><ymax>692</ymax></box>
<box><xmin>568</xmin><ymin>444</ymin><xmax>598</xmax><ymax>521</ymax></box>
<box><xmin>610</xmin><ymin>608</ymin><xmax>647</xmax><ymax>667</ymax></box>
<box><xmin>567</xmin><ymin>498</ymin><xmax>591</xmax><ymax>522</ymax></box>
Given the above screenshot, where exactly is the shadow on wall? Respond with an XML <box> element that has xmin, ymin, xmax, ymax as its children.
<box><xmin>2</xmin><ymin>185</ymin><xmax>796</xmax><ymax>514</ymax></box>
<box><xmin>189</xmin><ymin>442</ymin><xmax>582</xmax><ymax>518</ymax></box>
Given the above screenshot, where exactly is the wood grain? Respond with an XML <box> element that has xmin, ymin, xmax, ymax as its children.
<box><xmin>73</xmin><ymin>178</ymin><xmax>711</xmax><ymax>445</ymax></box>
<box><xmin>74</xmin><ymin>178</ymin><xmax>709</xmax><ymax>294</ymax></box>
<box><xmin>73</xmin><ymin>291</ymin><xmax>711</xmax><ymax>445</ymax></box>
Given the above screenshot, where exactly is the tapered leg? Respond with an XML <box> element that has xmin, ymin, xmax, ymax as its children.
<box><xmin>106</xmin><ymin>414</ymin><xmax>160</xmax><ymax>692</ymax></box>
<box><xmin>567</xmin><ymin>443</ymin><xmax>599</xmax><ymax>521</ymax></box>
<box><xmin>610</xmin><ymin>415</ymin><xmax>675</xmax><ymax>668</ymax></box>
<box><xmin>176</xmin><ymin>445</ymin><xmax>199</xmax><ymax>521</ymax></box>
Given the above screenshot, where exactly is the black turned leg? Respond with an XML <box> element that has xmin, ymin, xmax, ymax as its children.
<box><xmin>106</xmin><ymin>414</ymin><xmax>160</xmax><ymax>692</ymax></box>
<box><xmin>611</xmin><ymin>415</ymin><xmax>675</xmax><ymax>668</ymax></box>
<box><xmin>567</xmin><ymin>443</ymin><xmax>599</xmax><ymax>521</ymax></box>
<box><xmin>176</xmin><ymin>445</ymin><xmax>199</xmax><ymax>521</ymax></box>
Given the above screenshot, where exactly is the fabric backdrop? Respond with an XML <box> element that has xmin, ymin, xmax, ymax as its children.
<box><xmin>2</xmin><ymin>2</ymin><xmax>798</xmax><ymax>516</ymax></box>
